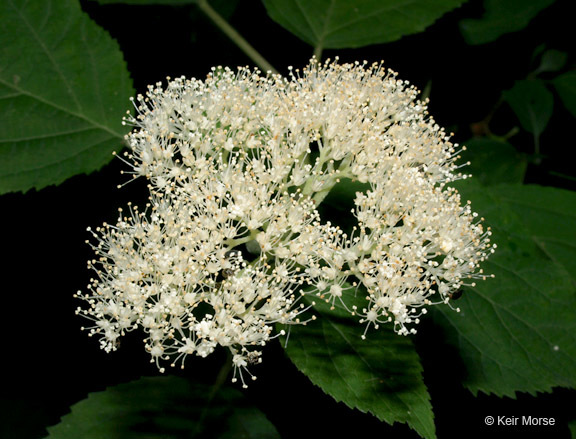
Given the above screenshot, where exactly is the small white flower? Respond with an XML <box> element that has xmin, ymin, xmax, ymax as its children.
<box><xmin>76</xmin><ymin>58</ymin><xmax>494</xmax><ymax>383</ymax></box>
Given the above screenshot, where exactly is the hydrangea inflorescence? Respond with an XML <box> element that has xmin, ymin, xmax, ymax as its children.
<box><xmin>76</xmin><ymin>59</ymin><xmax>495</xmax><ymax>386</ymax></box>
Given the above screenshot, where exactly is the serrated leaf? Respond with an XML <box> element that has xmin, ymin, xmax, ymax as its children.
<box><xmin>0</xmin><ymin>0</ymin><xmax>134</xmax><ymax>193</ymax></box>
<box><xmin>46</xmin><ymin>376</ymin><xmax>280</xmax><ymax>439</ymax></box>
<box><xmin>552</xmin><ymin>71</ymin><xmax>576</xmax><ymax>118</ymax></box>
<box><xmin>262</xmin><ymin>0</ymin><xmax>465</xmax><ymax>51</ymax></box>
<box><xmin>503</xmin><ymin>79</ymin><xmax>554</xmax><ymax>137</ymax></box>
<box><xmin>435</xmin><ymin>255</ymin><xmax>576</xmax><ymax>397</ymax></box>
<box><xmin>433</xmin><ymin>181</ymin><xmax>576</xmax><ymax>397</ymax></box>
<box><xmin>283</xmin><ymin>288</ymin><xmax>435</xmax><ymax>438</ymax></box>
<box><xmin>460</xmin><ymin>138</ymin><xmax>526</xmax><ymax>185</ymax></box>
<box><xmin>459</xmin><ymin>0</ymin><xmax>555</xmax><ymax>45</ymax></box>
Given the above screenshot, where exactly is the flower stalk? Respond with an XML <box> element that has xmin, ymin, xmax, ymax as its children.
<box><xmin>196</xmin><ymin>0</ymin><xmax>278</xmax><ymax>74</ymax></box>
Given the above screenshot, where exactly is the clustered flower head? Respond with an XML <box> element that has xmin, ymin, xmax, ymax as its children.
<box><xmin>76</xmin><ymin>58</ymin><xmax>495</xmax><ymax>386</ymax></box>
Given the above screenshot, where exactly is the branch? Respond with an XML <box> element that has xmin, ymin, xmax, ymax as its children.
<box><xmin>196</xmin><ymin>0</ymin><xmax>279</xmax><ymax>75</ymax></box>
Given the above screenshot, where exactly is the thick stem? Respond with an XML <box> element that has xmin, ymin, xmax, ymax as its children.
<box><xmin>197</xmin><ymin>0</ymin><xmax>279</xmax><ymax>75</ymax></box>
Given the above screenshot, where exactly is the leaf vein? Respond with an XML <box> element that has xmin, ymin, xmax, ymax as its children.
<box><xmin>8</xmin><ymin>0</ymin><xmax>82</xmax><ymax>111</ymax></box>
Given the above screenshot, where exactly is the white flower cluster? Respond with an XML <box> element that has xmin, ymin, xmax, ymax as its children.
<box><xmin>76</xmin><ymin>59</ymin><xmax>495</xmax><ymax>385</ymax></box>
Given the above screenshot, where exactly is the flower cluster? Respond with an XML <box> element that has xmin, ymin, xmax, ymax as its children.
<box><xmin>76</xmin><ymin>59</ymin><xmax>495</xmax><ymax>385</ymax></box>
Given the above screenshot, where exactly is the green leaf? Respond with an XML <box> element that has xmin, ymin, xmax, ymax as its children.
<box><xmin>0</xmin><ymin>0</ymin><xmax>134</xmax><ymax>194</ymax></box>
<box><xmin>433</xmin><ymin>181</ymin><xmax>576</xmax><ymax>397</ymax></box>
<box><xmin>283</xmin><ymin>287</ymin><xmax>435</xmax><ymax>438</ymax></box>
<box><xmin>46</xmin><ymin>376</ymin><xmax>280</xmax><ymax>439</ymax></box>
<box><xmin>460</xmin><ymin>138</ymin><xmax>527</xmax><ymax>185</ymax></box>
<box><xmin>503</xmin><ymin>80</ymin><xmax>554</xmax><ymax>137</ymax></box>
<box><xmin>320</xmin><ymin>177</ymin><xmax>370</xmax><ymax>234</ymax></box>
<box><xmin>324</xmin><ymin>177</ymin><xmax>370</xmax><ymax>209</ymax></box>
<box><xmin>262</xmin><ymin>0</ymin><xmax>466</xmax><ymax>51</ymax></box>
<box><xmin>570</xmin><ymin>419</ymin><xmax>576</xmax><ymax>439</ymax></box>
<box><xmin>533</xmin><ymin>49</ymin><xmax>568</xmax><ymax>75</ymax></box>
<box><xmin>552</xmin><ymin>71</ymin><xmax>576</xmax><ymax>118</ymax></box>
<box><xmin>459</xmin><ymin>0</ymin><xmax>555</xmax><ymax>45</ymax></box>
<box><xmin>490</xmin><ymin>184</ymin><xmax>576</xmax><ymax>282</ymax></box>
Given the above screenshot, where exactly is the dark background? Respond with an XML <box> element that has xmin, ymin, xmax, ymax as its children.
<box><xmin>1</xmin><ymin>0</ymin><xmax>574</xmax><ymax>437</ymax></box>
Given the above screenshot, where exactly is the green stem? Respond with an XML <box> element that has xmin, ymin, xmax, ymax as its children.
<box><xmin>197</xmin><ymin>0</ymin><xmax>279</xmax><ymax>74</ymax></box>
<box><xmin>195</xmin><ymin>351</ymin><xmax>233</xmax><ymax>433</ymax></box>
<box><xmin>533</xmin><ymin>133</ymin><xmax>542</xmax><ymax>165</ymax></box>
<box><xmin>549</xmin><ymin>170</ymin><xmax>576</xmax><ymax>182</ymax></box>
<box><xmin>224</xmin><ymin>229</ymin><xmax>259</xmax><ymax>248</ymax></box>
<box><xmin>312</xmin><ymin>184</ymin><xmax>335</xmax><ymax>205</ymax></box>
<box><xmin>313</xmin><ymin>44</ymin><xmax>323</xmax><ymax>61</ymax></box>
<box><xmin>207</xmin><ymin>350</ymin><xmax>233</xmax><ymax>402</ymax></box>
<box><xmin>303</xmin><ymin>153</ymin><xmax>353</xmax><ymax>205</ymax></box>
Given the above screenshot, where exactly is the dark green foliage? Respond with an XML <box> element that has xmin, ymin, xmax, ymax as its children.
<box><xmin>283</xmin><ymin>287</ymin><xmax>435</xmax><ymax>438</ymax></box>
<box><xmin>262</xmin><ymin>0</ymin><xmax>466</xmax><ymax>51</ymax></box>
<box><xmin>46</xmin><ymin>376</ymin><xmax>280</xmax><ymax>438</ymax></box>
<box><xmin>552</xmin><ymin>72</ymin><xmax>576</xmax><ymax>118</ymax></box>
<box><xmin>435</xmin><ymin>181</ymin><xmax>576</xmax><ymax>396</ymax></box>
<box><xmin>459</xmin><ymin>138</ymin><xmax>527</xmax><ymax>185</ymax></box>
<box><xmin>459</xmin><ymin>0</ymin><xmax>555</xmax><ymax>45</ymax></box>
<box><xmin>0</xmin><ymin>0</ymin><xmax>133</xmax><ymax>193</ymax></box>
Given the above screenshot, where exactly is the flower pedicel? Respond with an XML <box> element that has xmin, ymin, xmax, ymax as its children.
<box><xmin>75</xmin><ymin>59</ymin><xmax>495</xmax><ymax>387</ymax></box>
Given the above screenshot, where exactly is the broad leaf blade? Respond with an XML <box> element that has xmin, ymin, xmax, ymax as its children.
<box><xmin>262</xmin><ymin>0</ymin><xmax>465</xmax><ymax>50</ymax></box>
<box><xmin>460</xmin><ymin>138</ymin><xmax>527</xmax><ymax>185</ymax></box>
<box><xmin>459</xmin><ymin>0</ymin><xmax>555</xmax><ymax>45</ymax></box>
<box><xmin>435</xmin><ymin>255</ymin><xmax>576</xmax><ymax>397</ymax></box>
<box><xmin>46</xmin><ymin>376</ymin><xmax>280</xmax><ymax>439</ymax></box>
<box><xmin>491</xmin><ymin>185</ymin><xmax>576</xmax><ymax>282</ymax></box>
<box><xmin>434</xmin><ymin>182</ymin><xmax>576</xmax><ymax>397</ymax></box>
<box><xmin>0</xmin><ymin>0</ymin><xmax>134</xmax><ymax>193</ymax></box>
<box><xmin>503</xmin><ymin>80</ymin><xmax>554</xmax><ymax>137</ymax></box>
<box><xmin>284</xmin><ymin>289</ymin><xmax>435</xmax><ymax>438</ymax></box>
